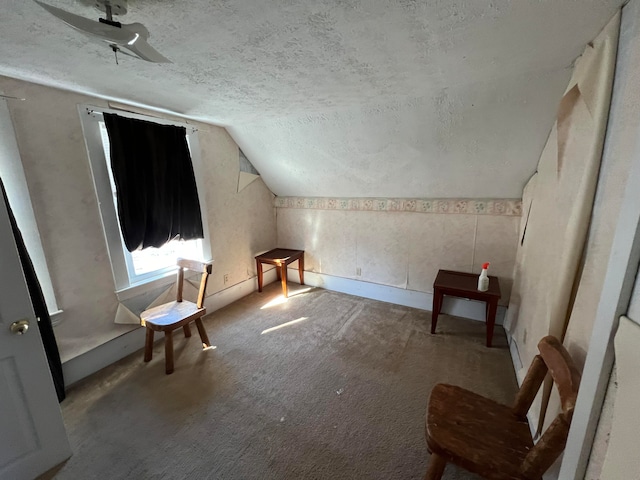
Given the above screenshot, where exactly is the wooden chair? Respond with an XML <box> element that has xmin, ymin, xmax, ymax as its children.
<box><xmin>141</xmin><ymin>258</ymin><xmax>213</xmax><ymax>374</ymax></box>
<box><xmin>424</xmin><ymin>335</ymin><xmax>581</xmax><ymax>480</ymax></box>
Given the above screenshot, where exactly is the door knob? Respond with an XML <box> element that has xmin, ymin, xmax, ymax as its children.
<box><xmin>10</xmin><ymin>319</ymin><xmax>29</xmax><ymax>335</ymax></box>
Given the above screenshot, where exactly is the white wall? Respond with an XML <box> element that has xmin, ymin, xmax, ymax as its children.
<box><xmin>0</xmin><ymin>75</ymin><xmax>277</xmax><ymax>363</ymax></box>
<box><xmin>276</xmin><ymin>199</ymin><xmax>520</xmax><ymax>312</ymax></box>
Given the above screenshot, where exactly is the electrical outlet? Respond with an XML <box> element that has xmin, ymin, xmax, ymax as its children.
<box><xmin>356</xmin><ymin>267</ymin><xmax>361</xmax><ymax>276</ymax></box>
<box><xmin>223</xmin><ymin>274</ymin><xmax>229</xmax><ymax>285</ymax></box>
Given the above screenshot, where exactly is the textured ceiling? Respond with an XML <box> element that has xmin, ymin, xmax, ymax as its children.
<box><xmin>0</xmin><ymin>0</ymin><xmax>624</xmax><ymax>198</ymax></box>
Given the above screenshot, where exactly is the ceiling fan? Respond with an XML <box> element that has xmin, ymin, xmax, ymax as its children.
<box><xmin>34</xmin><ymin>0</ymin><xmax>171</xmax><ymax>63</ymax></box>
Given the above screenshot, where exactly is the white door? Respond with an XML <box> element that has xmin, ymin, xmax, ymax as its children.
<box><xmin>0</xmin><ymin>192</ymin><xmax>71</xmax><ymax>479</ymax></box>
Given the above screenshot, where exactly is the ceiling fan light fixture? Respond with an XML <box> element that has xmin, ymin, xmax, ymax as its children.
<box><xmin>34</xmin><ymin>0</ymin><xmax>171</xmax><ymax>63</ymax></box>
<box><xmin>87</xmin><ymin>0</ymin><xmax>128</xmax><ymax>16</ymax></box>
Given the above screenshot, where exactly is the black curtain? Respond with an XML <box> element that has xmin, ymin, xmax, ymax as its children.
<box><xmin>103</xmin><ymin>114</ymin><xmax>204</xmax><ymax>252</ymax></box>
<box><xmin>1</xmin><ymin>178</ymin><xmax>65</xmax><ymax>402</ymax></box>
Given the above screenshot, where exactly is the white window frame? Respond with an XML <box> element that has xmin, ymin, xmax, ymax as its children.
<box><xmin>78</xmin><ymin>105</ymin><xmax>211</xmax><ymax>299</ymax></box>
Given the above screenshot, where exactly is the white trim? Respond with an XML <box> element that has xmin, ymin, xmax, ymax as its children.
<box><xmin>505</xmin><ymin>331</ymin><xmax>539</xmax><ymax>438</ymax></box>
<box><xmin>79</xmin><ymin>106</ymin><xmax>128</xmax><ymax>288</ymax></box>
<box><xmin>62</xmin><ymin>269</ymin><xmax>278</xmax><ymax>385</ymax></box>
<box><xmin>286</xmin><ymin>268</ymin><xmax>506</xmax><ymax>325</ymax></box>
<box><xmin>507</xmin><ymin>332</ymin><xmax>523</xmax><ymax>374</ymax></box>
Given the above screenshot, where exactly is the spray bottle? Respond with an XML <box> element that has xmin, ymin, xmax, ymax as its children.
<box><xmin>478</xmin><ymin>262</ymin><xmax>490</xmax><ymax>292</ymax></box>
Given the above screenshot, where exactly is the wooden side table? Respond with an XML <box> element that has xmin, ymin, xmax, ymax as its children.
<box><xmin>431</xmin><ymin>269</ymin><xmax>501</xmax><ymax>347</ymax></box>
<box><xmin>255</xmin><ymin>248</ymin><xmax>305</xmax><ymax>298</ymax></box>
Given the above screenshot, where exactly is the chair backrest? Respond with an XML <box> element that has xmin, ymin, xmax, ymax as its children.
<box><xmin>511</xmin><ymin>336</ymin><xmax>581</xmax><ymax>479</ymax></box>
<box><xmin>175</xmin><ymin>258</ymin><xmax>213</xmax><ymax>309</ymax></box>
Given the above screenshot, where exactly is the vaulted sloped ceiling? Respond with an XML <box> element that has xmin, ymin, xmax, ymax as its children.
<box><xmin>0</xmin><ymin>0</ymin><xmax>623</xmax><ymax>198</ymax></box>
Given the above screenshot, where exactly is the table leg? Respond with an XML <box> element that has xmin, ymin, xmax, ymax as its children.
<box><xmin>280</xmin><ymin>264</ymin><xmax>288</xmax><ymax>297</ymax></box>
<box><xmin>431</xmin><ymin>289</ymin><xmax>443</xmax><ymax>334</ymax></box>
<box><xmin>298</xmin><ymin>256</ymin><xmax>305</xmax><ymax>285</ymax></box>
<box><xmin>486</xmin><ymin>300</ymin><xmax>498</xmax><ymax>347</ymax></box>
<box><xmin>256</xmin><ymin>259</ymin><xmax>264</xmax><ymax>292</ymax></box>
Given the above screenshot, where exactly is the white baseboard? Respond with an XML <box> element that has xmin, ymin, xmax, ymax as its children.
<box><xmin>62</xmin><ymin>269</ymin><xmax>278</xmax><ymax>386</ymax></box>
<box><xmin>506</xmin><ymin>331</ymin><xmax>524</xmax><ymax>376</ymax></box>
<box><xmin>62</xmin><ymin>328</ymin><xmax>146</xmax><ymax>387</ymax></box>
<box><xmin>291</xmin><ymin>269</ymin><xmax>506</xmax><ymax>325</ymax></box>
<box><xmin>203</xmin><ymin>268</ymin><xmax>277</xmax><ymax>313</ymax></box>
<box><xmin>505</xmin><ymin>330</ymin><xmax>540</xmax><ymax>440</ymax></box>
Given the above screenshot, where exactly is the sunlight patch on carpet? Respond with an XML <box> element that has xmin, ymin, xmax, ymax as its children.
<box><xmin>261</xmin><ymin>317</ymin><xmax>309</xmax><ymax>335</ymax></box>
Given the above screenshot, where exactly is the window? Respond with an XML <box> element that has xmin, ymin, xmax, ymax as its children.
<box><xmin>80</xmin><ymin>105</ymin><xmax>211</xmax><ymax>297</ymax></box>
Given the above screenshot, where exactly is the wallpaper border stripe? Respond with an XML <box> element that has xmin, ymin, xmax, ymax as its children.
<box><xmin>274</xmin><ymin>197</ymin><xmax>522</xmax><ymax>216</ymax></box>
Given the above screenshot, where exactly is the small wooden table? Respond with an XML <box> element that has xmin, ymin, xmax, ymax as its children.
<box><xmin>431</xmin><ymin>269</ymin><xmax>501</xmax><ymax>347</ymax></box>
<box><xmin>255</xmin><ymin>248</ymin><xmax>305</xmax><ymax>298</ymax></box>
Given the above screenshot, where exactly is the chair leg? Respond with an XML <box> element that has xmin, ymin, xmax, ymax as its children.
<box><xmin>144</xmin><ymin>328</ymin><xmax>154</xmax><ymax>362</ymax></box>
<box><xmin>164</xmin><ymin>330</ymin><xmax>174</xmax><ymax>374</ymax></box>
<box><xmin>425</xmin><ymin>453</ymin><xmax>447</xmax><ymax>480</ymax></box>
<box><xmin>183</xmin><ymin>324</ymin><xmax>192</xmax><ymax>338</ymax></box>
<box><xmin>195</xmin><ymin>318</ymin><xmax>211</xmax><ymax>348</ymax></box>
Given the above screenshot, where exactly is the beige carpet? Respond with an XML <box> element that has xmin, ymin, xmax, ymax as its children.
<box><xmin>47</xmin><ymin>283</ymin><xmax>517</xmax><ymax>479</ymax></box>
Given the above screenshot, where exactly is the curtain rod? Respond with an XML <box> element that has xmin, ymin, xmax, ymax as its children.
<box><xmin>84</xmin><ymin>106</ymin><xmax>198</xmax><ymax>133</ymax></box>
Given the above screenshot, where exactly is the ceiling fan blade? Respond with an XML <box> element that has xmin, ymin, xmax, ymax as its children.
<box><xmin>122</xmin><ymin>35</ymin><xmax>171</xmax><ymax>63</ymax></box>
<box><xmin>122</xmin><ymin>22</ymin><xmax>150</xmax><ymax>39</ymax></box>
<box><xmin>35</xmin><ymin>1</ymin><xmax>170</xmax><ymax>63</ymax></box>
<box><xmin>34</xmin><ymin>1</ymin><xmax>133</xmax><ymax>44</ymax></box>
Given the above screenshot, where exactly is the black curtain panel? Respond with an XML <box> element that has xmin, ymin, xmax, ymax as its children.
<box><xmin>1</xmin><ymin>178</ymin><xmax>65</xmax><ymax>402</ymax></box>
<box><xmin>103</xmin><ymin>113</ymin><xmax>204</xmax><ymax>252</ymax></box>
